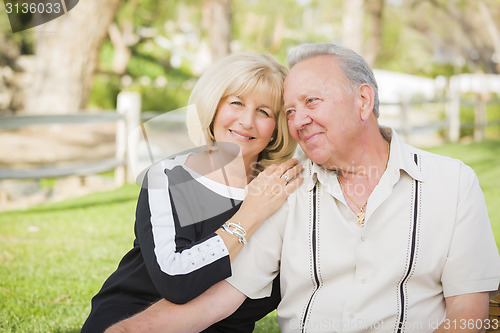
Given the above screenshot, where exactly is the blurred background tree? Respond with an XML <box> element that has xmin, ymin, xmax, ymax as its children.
<box><xmin>23</xmin><ymin>0</ymin><xmax>121</xmax><ymax>114</ymax></box>
<box><xmin>0</xmin><ymin>0</ymin><xmax>499</xmax><ymax>114</ymax></box>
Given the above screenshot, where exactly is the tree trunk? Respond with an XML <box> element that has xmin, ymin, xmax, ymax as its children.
<box><xmin>203</xmin><ymin>0</ymin><xmax>232</xmax><ymax>63</ymax></box>
<box><xmin>479</xmin><ymin>1</ymin><xmax>500</xmax><ymax>73</ymax></box>
<box><xmin>342</xmin><ymin>0</ymin><xmax>364</xmax><ymax>55</ymax></box>
<box><xmin>365</xmin><ymin>0</ymin><xmax>385</xmax><ymax>66</ymax></box>
<box><xmin>108</xmin><ymin>22</ymin><xmax>136</xmax><ymax>76</ymax></box>
<box><xmin>269</xmin><ymin>16</ymin><xmax>285</xmax><ymax>54</ymax></box>
<box><xmin>23</xmin><ymin>0</ymin><xmax>121</xmax><ymax>114</ymax></box>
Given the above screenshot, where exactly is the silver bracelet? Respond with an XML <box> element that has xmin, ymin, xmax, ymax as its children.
<box><xmin>221</xmin><ymin>222</ymin><xmax>247</xmax><ymax>245</ymax></box>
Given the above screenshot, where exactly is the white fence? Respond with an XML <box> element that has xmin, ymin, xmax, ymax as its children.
<box><xmin>1</xmin><ymin>72</ymin><xmax>500</xmax><ymax>182</ymax></box>
<box><xmin>0</xmin><ymin>92</ymin><xmax>143</xmax><ymax>185</ymax></box>
<box><xmin>375</xmin><ymin>71</ymin><xmax>500</xmax><ymax>144</ymax></box>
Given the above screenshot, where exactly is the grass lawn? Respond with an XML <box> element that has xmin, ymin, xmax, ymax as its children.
<box><xmin>1</xmin><ymin>139</ymin><xmax>499</xmax><ymax>332</ymax></box>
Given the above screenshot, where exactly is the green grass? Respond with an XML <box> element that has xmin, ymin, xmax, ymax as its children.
<box><xmin>0</xmin><ymin>185</ymin><xmax>139</xmax><ymax>333</ymax></box>
<box><xmin>1</xmin><ymin>139</ymin><xmax>499</xmax><ymax>332</ymax></box>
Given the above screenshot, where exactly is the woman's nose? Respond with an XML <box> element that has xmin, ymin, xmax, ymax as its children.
<box><xmin>238</xmin><ymin>109</ymin><xmax>255</xmax><ymax>128</ymax></box>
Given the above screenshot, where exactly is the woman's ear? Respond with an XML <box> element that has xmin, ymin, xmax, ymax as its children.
<box><xmin>268</xmin><ymin>129</ymin><xmax>278</xmax><ymax>144</ymax></box>
<box><xmin>357</xmin><ymin>84</ymin><xmax>375</xmax><ymax>121</ymax></box>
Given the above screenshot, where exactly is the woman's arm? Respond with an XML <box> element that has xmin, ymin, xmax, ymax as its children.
<box><xmin>105</xmin><ymin>281</ymin><xmax>246</xmax><ymax>333</ymax></box>
<box><xmin>135</xmin><ymin>163</ymin><xmax>232</xmax><ymax>304</ymax></box>
<box><xmin>137</xmin><ymin>159</ymin><xmax>302</xmax><ymax>304</ymax></box>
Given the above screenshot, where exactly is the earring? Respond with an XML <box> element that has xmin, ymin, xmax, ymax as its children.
<box><xmin>269</xmin><ymin>137</ymin><xmax>274</xmax><ymax>142</ymax></box>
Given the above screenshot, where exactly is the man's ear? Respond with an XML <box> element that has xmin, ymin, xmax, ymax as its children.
<box><xmin>357</xmin><ymin>84</ymin><xmax>375</xmax><ymax>121</ymax></box>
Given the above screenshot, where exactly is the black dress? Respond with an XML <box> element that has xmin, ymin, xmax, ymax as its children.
<box><xmin>82</xmin><ymin>155</ymin><xmax>280</xmax><ymax>332</ymax></box>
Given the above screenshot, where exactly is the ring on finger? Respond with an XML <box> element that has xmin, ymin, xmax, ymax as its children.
<box><xmin>282</xmin><ymin>173</ymin><xmax>291</xmax><ymax>182</ymax></box>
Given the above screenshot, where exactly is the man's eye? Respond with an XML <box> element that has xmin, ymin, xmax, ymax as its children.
<box><xmin>285</xmin><ymin>109</ymin><xmax>295</xmax><ymax>119</ymax></box>
<box><xmin>306</xmin><ymin>98</ymin><xmax>317</xmax><ymax>104</ymax></box>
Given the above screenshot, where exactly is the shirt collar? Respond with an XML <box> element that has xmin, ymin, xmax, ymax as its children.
<box><xmin>301</xmin><ymin>127</ymin><xmax>424</xmax><ymax>191</ymax></box>
<box><xmin>302</xmin><ymin>158</ymin><xmax>318</xmax><ymax>192</ymax></box>
<box><xmin>386</xmin><ymin>127</ymin><xmax>424</xmax><ymax>183</ymax></box>
<box><xmin>302</xmin><ymin>158</ymin><xmax>339</xmax><ymax>192</ymax></box>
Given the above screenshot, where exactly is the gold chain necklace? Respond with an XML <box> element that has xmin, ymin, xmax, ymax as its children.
<box><xmin>337</xmin><ymin>141</ymin><xmax>390</xmax><ymax>227</ymax></box>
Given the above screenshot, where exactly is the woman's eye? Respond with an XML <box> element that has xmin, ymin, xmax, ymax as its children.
<box><xmin>231</xmin><ymin>101</ymin><xmax>243</xmax><ymax>106</ymax></box>
<box><xmin>259</xmin><ymin>109</ymin><xmax>270</xmax><ymax>117</ymax></box>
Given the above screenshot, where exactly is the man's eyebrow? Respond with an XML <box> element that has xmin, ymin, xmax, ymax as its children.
<box><xmin>282</xmin><ymin>103</ymin><xmax>293</xmax><ymax>111</ymax></box>
<box><xmin>283</xmin><ymin>90</ymin><xmax>322</xmax><ymax>111</ymax></box>
<box><xmin>301</xmin><ymin>90</ymin><xmax>322</xmax><ymax>97</ymax></box>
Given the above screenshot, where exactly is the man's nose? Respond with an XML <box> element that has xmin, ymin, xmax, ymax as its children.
<box><xmin>291</xmin><ymin>108</ymin><xmax>312</xmax><ymax>130</ymax></box>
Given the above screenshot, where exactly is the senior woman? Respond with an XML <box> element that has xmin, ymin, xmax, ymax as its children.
<box><xmin>82</xmin><ymin>52</ymin><xmax>302</xmax><ymax>333</ymax></box>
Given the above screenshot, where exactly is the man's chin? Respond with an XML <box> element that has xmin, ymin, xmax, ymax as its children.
<box><xmin>303</xmin><ymin>149</ymin><xmax>329</xmax><ymax>166</ymax></box>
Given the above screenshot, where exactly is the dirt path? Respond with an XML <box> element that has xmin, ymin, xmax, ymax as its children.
<box><xmin>0</xmin><ymin>123</ymin><xmax>117</xmax><ymax>211</ymax></box>
<box><xmin>0</xmin><ymin>123</ymin><xmax>116</xmax><ymax>169</ymax></box>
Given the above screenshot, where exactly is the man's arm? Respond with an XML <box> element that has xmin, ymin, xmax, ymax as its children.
<box><xmin>434</xmin><ymin>292</ymin><xmax>490</xmax><ymax>333</ymax></box>
<box><xmin>105</xmin><ymin>281</ymin><xmax>246</xmax><ymax>333</ymax></box>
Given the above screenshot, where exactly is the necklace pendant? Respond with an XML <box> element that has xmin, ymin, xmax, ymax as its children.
<box><xmin>356</xmin><ymin>210</ymin><xmax>365</xmax><ymax>227</ymax></box>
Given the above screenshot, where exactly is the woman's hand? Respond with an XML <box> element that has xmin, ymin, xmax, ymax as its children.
<box><xmin>242</xmin><ymin>158</ymin><xmax>303</xmax><ymax>224</ymax></box>
<box><xmin>216</xmin><ymin>158</ymin><xmax>303</xmax><ymax>259</ymax></box>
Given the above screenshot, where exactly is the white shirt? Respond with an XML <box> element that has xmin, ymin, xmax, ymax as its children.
<box><xmin>227</xmin><ymin>128</ymin><xmax>500</xmax><ymax>332</ymax></box>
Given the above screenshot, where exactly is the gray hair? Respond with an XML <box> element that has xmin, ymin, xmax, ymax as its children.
<box><xmin>286</xmin><ymin>43</ymin><xmax>380</xmax><ymax>118</ymax></box>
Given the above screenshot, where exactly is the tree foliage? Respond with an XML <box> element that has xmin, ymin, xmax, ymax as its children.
<box><xmin>1</xmin><ymin>0</ymin><xmax>500</xmax><ymax>114</ymax></box>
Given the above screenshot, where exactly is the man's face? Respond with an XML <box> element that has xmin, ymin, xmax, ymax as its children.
<box><xmin>283</xmin><ymin>55</ymin><xmax>360</xmax><ymax>168</ymax></box>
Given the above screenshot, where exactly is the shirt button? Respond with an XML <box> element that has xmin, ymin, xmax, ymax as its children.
<box><xmin>361</xmin><ymin>236</ymin><xmax>366</xmax><ymax>242</ymax></box>
<box><xmin>347</xmin><ymin>313</ymin><xmax>354</xmax><ymax>319</ymax></box>
<box><xmin>360</xmin><ymin>277</ymin><xmax>367</xmax><ymax>284</ymax></box>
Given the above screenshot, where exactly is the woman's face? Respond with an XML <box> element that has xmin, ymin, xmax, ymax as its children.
<box><xmin>213</xmin><ymin>90</ymin><xmax>277</xmax><ymax>166</ymax></box>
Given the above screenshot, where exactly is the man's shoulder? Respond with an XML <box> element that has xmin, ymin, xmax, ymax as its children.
<box><xmin>406</xmin><ymin>144</ymin><xmax>476</xmax><ymax>182</ymax></box>
<box><xmin>391</xmin><ymin>127</ymin><xmax>471</xmax><ymax>175</ymax></box>
<box><xmin>405</xmin><ymin>143</ymin><xmax>465</xmax><ymax>167</ymax></box>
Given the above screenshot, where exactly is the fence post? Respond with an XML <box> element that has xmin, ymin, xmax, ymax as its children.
<box><xmin>474</xmin><ymin>92</ymin><xmax>488</xmax><ymax>142</ymax></box>
<box><xmin>116</xmin><ymin>91</ymin><xmax>141</xmax><ymax>185</ymax></box>
<box><xmin>399</xmin><ymin>94</ymin><xmax>411</xmax><ymax>143</ymax></box>
<box><xmin>447</xmin><ymin>76</ymin><xmax>461</xmax><ymax>142</ymax></box>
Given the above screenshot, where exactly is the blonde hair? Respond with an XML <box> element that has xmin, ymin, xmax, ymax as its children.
<box><xmin>187</xmin><ymin>52</ymin><xmax>296</xmax><ymax>171</ymax></box>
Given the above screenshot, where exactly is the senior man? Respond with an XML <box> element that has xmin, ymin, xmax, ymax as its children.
<box><xmin>106</xmin><ymin>43</ymin><xmax>500</xmax><ymax>333</ymax></box>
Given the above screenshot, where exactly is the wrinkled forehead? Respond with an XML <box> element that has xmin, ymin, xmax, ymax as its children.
<box><xmin>284</xmin><ymin>61</ymin><xmax>326</xmax><ymax>100</ymax></box>
<box><xmin>284</xmin><ymin>56</ymin><xmax>352</xmax><ymax>101</ymax></box>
